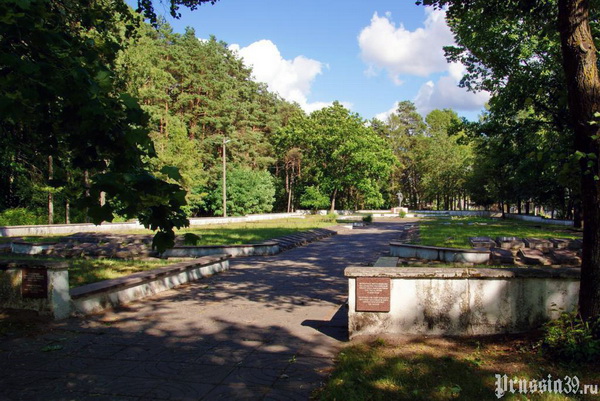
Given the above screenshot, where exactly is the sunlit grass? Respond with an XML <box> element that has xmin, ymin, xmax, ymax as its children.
<box><xmin>315</xmin><ymin>337</ymin><xmax>600</xmax><ymax>401</ymax></box>
<box><xmin>0</xmin><ymin>215</ymin><xmax>339</xmax><ymax>286</ymax></box>
<box><xmin>416</xmin><ymin>217</ymin><xmax>581</xmax><ymax>248</ymax></box>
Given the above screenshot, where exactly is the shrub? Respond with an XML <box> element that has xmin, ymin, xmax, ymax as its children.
<box><xmin>398</xmin><ymin>210</ymin><xmax>407</xmax><ymax>218</ymax></box>
<box><xmin>208</xmin><ymin>167</ymin><xmax>275</xmax><ymax>216</ymax></box>
<box><xmin>299</xmin><ymin>186</ymin><xmax>330</xmax><ymax>212</ymax></box>
<box><xmin>362</xmin><ymin>214</ymin><xmax>373</xmax><ymax>223</ymax></box>
<box><xmin>0</xmin><ymin>208</ymin><xmax>46</xmax><ymax>226</ymax></box>
<box><xmin>540</xmin><ymin>312</ymin><xmax>600</xmax><ymax>363</ymax></box>
<box><xmin>323</xmin><ymin>213</ymin><xmax>338</xmax><ymax>223</ymax></box>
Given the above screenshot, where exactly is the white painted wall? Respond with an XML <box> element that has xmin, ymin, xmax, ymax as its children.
<box><xmin>346</xmin><ymin>267</ymin><xmax>580</xmax><ymax>337</ymax></box>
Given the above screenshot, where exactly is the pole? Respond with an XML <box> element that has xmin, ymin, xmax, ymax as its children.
<box><xmin>222</xmin><ymin>138</ymin><xmax>227</xmax><ymax>217</ymax></box>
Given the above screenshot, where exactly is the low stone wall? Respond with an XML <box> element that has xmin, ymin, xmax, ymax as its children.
<box><xmin>0</xmin><ymin>213</ymin><xmax>303</xmax><ymax>237</ymax></box>
<box><xmin>411</xmin><ymin>210</ymin><xmax>573</xmax><ymax>226</ymax></box>
<box><xmin>344</xmin><ymin>266</ymin><xmax>580</xmax><ymax>337</ymax></box>
<box><xmin>0</xmin><ymin>260</ymin><xmax>71</xmax><ymax>319</ymax></box>
<box><xmin>71</xmin><ymin>255</ymin><xmax>229</xmax><ymax>315</ymax></box>
<box><xmin>161</xmin><ymin>242</ymin><xmax>279</xmax><ymax>258</ymax></box>
<box><xmin>390</xmin><ymin>242</ymin><xmax>490</xmax><ymax>264</ymax></box>
<box><xmin>0</xmin><ymin>256</ymin><xmax>229</xmax><ymax>319</ymax></box>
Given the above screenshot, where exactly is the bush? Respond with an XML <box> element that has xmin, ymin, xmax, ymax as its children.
<box><xmin>362</xmin><ymin>214</ymin><xmax>373</xmax><ymax>223</ymax></box>
<box><xmin>208</xmin><ymin>167</ymin><xmax>275</xmax><ymax>216</ymax></box>
<box><xmin>323</xmin><ymin>213</ymin><xmax>338</xmax><ymax>223</ymax></box>
<box><xmin>299</xmin><ymin>186</ymin><xmax>330</xmax><ymax>212</ymax></box>
<box><xmin>0</xmin><ymin>208</ymin><xmax>46</xmax><ymax>226</ymax></box>
<box><xmin>398</xmin><ymin>210</ymin><xmax>406</xmax><ymax>218</ymax></box>
<box><xmin>540</xmin><ymin>312</ymin><xmax>600</xmax><ymax>363</ymax></box>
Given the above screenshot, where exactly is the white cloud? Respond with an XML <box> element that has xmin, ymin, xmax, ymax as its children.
<box><xmin>414</xmin><ymin>63</ymin><xmax>490</xmax><ymax>116</ymax></box>
<box><xmin>374</xmin><ymin>102</ymin><xmax>399</xmax><ymax>122</ymax></box>
<box><xmin>229</xmin><ymin>40</ymin><xmax>343</xmax><ymax>113</ymax></box>
<box><xmin>358</xmin><ymin>8</ymin><xmax>454</xmax><ymax>84</ymax></box>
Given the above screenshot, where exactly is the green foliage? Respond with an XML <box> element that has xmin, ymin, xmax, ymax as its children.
<box><xmin>398</xmin><ymin>210</ymin><xmax>407</xmax><ymax>218</ymax></box>
<box><xmin>362</xmin><ymin>214</ymin><xmax>373</xmax><ymax>223</ymax></box>
<box><xmin>0</xmin><ymin>208</ymin><xmax>46</xmax><ymax>226</ymax></box>
<box><xmin>323</xmin><ymin>213</ymin><xmax>339</xmax><ymax>223</ymax></box>
<box><xmin>0</xmin><ymin>0</ymin><xmax>190</xmax><ymax>251</ymax></box>
<box><xmin>299</xmin><ymin>186</ymin><xmax>330</xmax><ymax>211</ymax></box>
<box><xmin>182</xmin><ymin>232</ymin><xmax>201</xmax><ymax>245</ymax></box>
<box><xmin>208</xmin><ymin>167</ymin><xmax>275</xmax><ymax>216</ymax></box>
<box><xmin>298</xmin><ymin>102</ymin><xmax>396</xmax><ymax>211</ymax></box>
<box><xmin>541</xmin><ymin>312</ymin><xmax>600</xmax><ymax>363</ymax></box>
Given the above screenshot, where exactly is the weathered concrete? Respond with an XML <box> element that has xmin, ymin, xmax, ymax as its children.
<box><xmin>373</xmin><ymin>257</ymin><xmax>399</xmax><ymax>267</ymax></box>
<box><xmin>71</xmin><ymin>256</ymin><xmax>230</xmax><ymax>315</ymax></box>
<box><xmin>345</xmin><ymin>266</ymin><xmax>580</xmax><ymax>337</ymax></box>
<box><xmin>390</xmin><ymin>242</ymin><xmax>490</xmax><ymax>264</ymax></box>
<box><xmin>0</xmin><ymin>260</ymin><xmax>71</xmax><ymax>319</ymax></box>
<box><xmin>523</xmin><ymin>238</ymin><xmax>553</xmax><ymax>251</ymax></box>
<box><xmin>469</xmin><ymin>236</ymin><xmax>496</xmax><ymax>249</ymax></box>
<box><xmin>162</xmin><ymin>243</ymin><xmax>279</xmax><ymax>258</ymax></box>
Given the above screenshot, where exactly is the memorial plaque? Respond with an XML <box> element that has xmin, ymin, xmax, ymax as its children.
<box><xmin>22</xmin><ymin>268</ymin><xmax>48</xmax><ymax>299</ymax></box>
<box><xmin>356</xmin><ymin>277</ymin><xmax>390</xmax><ymax>312</ymax></box>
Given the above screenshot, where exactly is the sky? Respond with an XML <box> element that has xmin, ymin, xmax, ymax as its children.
<box><xmin>129</xmin><ymin>0</ymin><xmax>490</xmax><ymax>121</ymax></box>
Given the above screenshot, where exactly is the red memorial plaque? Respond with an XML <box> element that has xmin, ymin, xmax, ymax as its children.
<box><xmin>356</xmin><ymin>277</ymin><xmax>390</xmax><ymax>312</ymax></box>
<box><xmin>22</xmin><ymin>268</ymin><xmax>48</xmax><ymax>299</ymax></box>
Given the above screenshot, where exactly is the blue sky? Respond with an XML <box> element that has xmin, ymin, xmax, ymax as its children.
<box><xmin>130</xmin><ymin>0</ymin><xmax>489</xmax><ymax>121</ymax></box>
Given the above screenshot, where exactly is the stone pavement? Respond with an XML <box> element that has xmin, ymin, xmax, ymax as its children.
<box><xmin>0</xmin><ymin>221</ymin><xmax>411</xmax><ymax>401</ymax></box>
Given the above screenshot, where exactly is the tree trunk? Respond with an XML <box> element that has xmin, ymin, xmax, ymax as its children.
<box><xmin>558</xmin><ymin>0</ymin><xmax>600</xmax><ymax>320</ymax></box>
<box><xmin>65</xmin><ymin>200</ymin><xmax>70</xmax><ymax>224</ymax></box>
<box><xmin>84</xmin><ymin>170</ymin><xmax>90</xmax><ymax>223</ymax></box>
<box><xmin>330</xmin><ymin>188</ymin><xmax>338</xmax><ymax>214</ymax></box>
<box><xmin>48</xmin><ymin>155</ymin><xmax>53</xmax><ymax>224</ymax></box>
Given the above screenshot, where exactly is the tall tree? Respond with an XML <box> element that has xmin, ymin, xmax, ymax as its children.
<box><xmin>0</xmin><ymin>0</ymin><xmax>188</xmax><ymax>250</ymax></box>
<box><xmin>418</xmin><ymin>0</ymin><xmax>600</xmax><ymax>320</ymax></box>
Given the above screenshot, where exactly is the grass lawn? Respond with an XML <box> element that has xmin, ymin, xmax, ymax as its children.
<box><xmin>0</xmin><ymin>215</ymin><xmax>339</xmax><ymax>286</ymax></box>
<box><xmin>315</xmin><ymin>335</ymin><xmax>600</xmax><ymax>401</ymax></box>
<box><xmin>416</xmin><ymin>217</ymin><xmax>581</xmax><ymax>248</ymax></box>
<box><xmin>0</xmin><ymin>255</ymin><xmax>173</xmax><ymax>287</ymax></box>
<box><xmin>176</xmin><ymin>215</ymin><xmax>337</xmax><ymax>245</ymax></box>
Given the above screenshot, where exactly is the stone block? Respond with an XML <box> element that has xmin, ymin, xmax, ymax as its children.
<box><xmin>523</xmin><ymin>238</ymin><xmax>553</xmax><ymax>251</ymax></box>
<box><xmin>496</xmin><ymin>237</ymin><xmax>525</xmax><ymax>250</ymax></box>
<box><xmin>490</xmin><ymin>248</ymin><xmax>515</xmax><ymax>264</ymax></box>
<box><xmin>549</xmin><ymin>249</ymin><xmax>581</xmax><ymax>266</ymax></box>
<box><xmin>469</xmin><ymin>236</ymin><xmax>496</xmax><ymax>248</ymax></box>
<box><xmin>518</xmin><ymin>248</ymin><xmax>552</xmax><ymax>265</ymax></box>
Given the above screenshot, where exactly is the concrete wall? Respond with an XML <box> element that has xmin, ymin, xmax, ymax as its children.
<box><xmin>390</xmin><ymin>243</ymin><xmax>490</xmax><ymax>264</ymax></box>
<box><xmin>345</xmin><ymin>266</ymin><xmax>580</xmax><ymax>337</ymax></box>
<box><xmin>71</xmin><ymin>257</ymin><xmax>229</xmax><ymax>315</ymax></box>
<box><xmin>0</xmin><ymin>213</ymin><xmax>303</xmax><ymax>237</ymax></box>
<box><xmin>411</xmin><ymin>210</ymin><xmax>573</xmax><ymax>226</ymax></box>
<box><xmin>0</xmin><ymin>261</ymin><xmax>71</xmax><ymax>319</ymax></box>
<box><xmin>162</xmin><ymin>243</ymin><xmax>279</xmax><ymax>258</ymax></box>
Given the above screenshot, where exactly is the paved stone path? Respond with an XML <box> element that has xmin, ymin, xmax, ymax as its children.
<box><xmin>0</xmin><ymin>221</ymin><xmax>409</xmax><ymax>401</ymax></box>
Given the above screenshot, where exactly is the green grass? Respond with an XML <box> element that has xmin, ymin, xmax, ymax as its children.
<box><xmin>176</xmin><ymin>215</ymin><xmax>337</xmax><ymax>245</ymax></box>
<box><xmin>0</xmin><ymin>215</ymin><xmax>339</xmax><ymax>286</ymax></box>
<box><xmin>0</xmin><ymin>255</ymin><xmax>173</xmax><ymax>287</ymax></box>
<box><xmin>416</xmin><ymin>217</ymin><xmax>581</xmax><ymax>248</ymax></box>
<box><xmin>315</xmin><ymin>336</ymin><xmax>600</xmax><ymax>401</ymax></box>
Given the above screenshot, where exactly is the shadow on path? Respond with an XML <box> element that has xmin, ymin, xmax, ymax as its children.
<box><xmin>0</xmin><ymin>221</ymin><xmax>413</xmax><ymax>400</ymax></box>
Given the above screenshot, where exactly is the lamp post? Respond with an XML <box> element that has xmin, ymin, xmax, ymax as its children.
<box><xmin>222</xmin><ymin>138</ymin><xmax>231</xmax><ymax>217</ymax></box>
